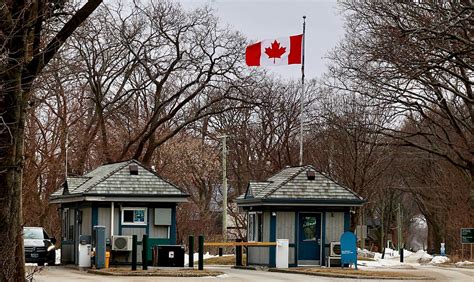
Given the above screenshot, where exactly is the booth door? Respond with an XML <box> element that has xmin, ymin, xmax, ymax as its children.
<box><xmin>298</xmin><ymin>213</ymin><xmax>322</xmax><ymax>263</ymax></box>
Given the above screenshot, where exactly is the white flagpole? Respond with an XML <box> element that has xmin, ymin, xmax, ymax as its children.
<box><xmin>299</xmin><ymin>16</ymin><xmax>306</xmax><ymax>166</ymax></box>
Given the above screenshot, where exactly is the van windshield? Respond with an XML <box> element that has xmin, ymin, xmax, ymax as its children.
<box><xmin>24</xmin><ymin>228</ymin><xmax>45</xmax><ymax>239</ymax></box>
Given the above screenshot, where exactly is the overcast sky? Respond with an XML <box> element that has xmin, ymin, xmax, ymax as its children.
<box><xmin>179</xmin><ymin>0</ymin><xmax>345</xmax><ymax>80</ymax></box>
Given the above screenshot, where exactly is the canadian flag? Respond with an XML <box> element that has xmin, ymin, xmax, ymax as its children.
<box><xmin>246</xmin><ymin>34</ymin><xmax>303</xmax><ymax>66</ymax></box>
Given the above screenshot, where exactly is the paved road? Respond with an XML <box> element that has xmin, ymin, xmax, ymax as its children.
<box><xmin>31</xmin><ymin>265</ymin><xmax>474</xmax><ymax>282</ymax></box>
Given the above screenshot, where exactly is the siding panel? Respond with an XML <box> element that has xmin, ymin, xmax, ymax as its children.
<box><xmin>81</xmin><ymin>207</ymin><xmax>91</xmax><ymax>236</ymax></box>
<box><xmin>98</xmin><ymin>207</ymin><xmax>111</xmax><ymax>238</ymax></box>
<box><xmin>276</xmin><ymin>212</ymin><xmax>295</xmax><ymax>243</ymax></box>
<box><xmin>121</xmin><ymin>227</ymin><xmax>147</xmax><ymax>239</ymax></box>
<box><xmin>325</xmin><ymin>212</ymin><xmax>344</xmax><ymax>244</ymax></box>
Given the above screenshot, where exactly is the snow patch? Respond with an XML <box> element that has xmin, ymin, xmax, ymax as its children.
<box><xmin>357</xmin><ymin>248</ymin><xmax>435</xmax><ymax>268</ymax></box>
<box><xmin>430</xmin><ymin>256</ymin><xmax>450</xmax><ymax>264</ymax></box>
<box><xmin>455</xmin><ymin>261</ymin><xmax>474</xmax><ymax>267</ymax></box>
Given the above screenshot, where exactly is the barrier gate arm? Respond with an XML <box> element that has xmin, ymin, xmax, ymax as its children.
<box><xmin>203</xmin><ymin>242</ymin><xmax>277</xmax><ymax>247</ymax></box>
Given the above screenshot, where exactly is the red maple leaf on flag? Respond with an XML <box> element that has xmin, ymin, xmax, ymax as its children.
<box><xmin>265</xmin><ymin>40</ymin><xmax>286</xmax><ymax>63</ymax></box>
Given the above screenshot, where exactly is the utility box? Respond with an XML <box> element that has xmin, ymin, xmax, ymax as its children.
<box><xmin>78</xmin><ymin>235</ymin><xmax>92</xmax><ymax>268</ymax></box>
<box><xmin>157</xmin><ymin>245</ymin><xmax>185</xmax><ymax>267</ymax></box>
<box><xmin>276</xmin><ymin>239</ymin><xmax>289</xmax><ymax>268</ymax></box>
<box><xmin>93</xmin><ymin>225</ymin><xmax>106</xmax><ymax>269</ymax></box>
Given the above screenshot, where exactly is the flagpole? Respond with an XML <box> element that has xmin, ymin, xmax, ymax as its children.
<box><xmin>299</xmin><ymin>16</ymin><xmax>306</xmax><ymax>166</ymax></box>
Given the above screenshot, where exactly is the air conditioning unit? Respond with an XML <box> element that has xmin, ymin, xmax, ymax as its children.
<box><xmin>330</xmin><ymin>241</ymin><xmax>341</xmax><ymax>257</ymax></box>
<box><xmin>112</xmin><ymin>235</ymin><xmax>133</xmax><ymax>251</ymax></box>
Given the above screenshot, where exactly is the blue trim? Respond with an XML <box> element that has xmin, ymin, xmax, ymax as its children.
<box><xmin>238</xmin><ymin>198</ymin><xmax>365</xmax><ymax>206</ymax></box>
<box><xmin>92</xmin><ymin>205</ymin><xmax>98</xmax><ymax>229</ymax></box>
<box><xmin>344</xmin><ymin>209</ymin><xmax>350</xmax><ymax>232</ymax></box>
<box><xmin>322</xmin><ymin>211</ymin><xmax>326</xmax><ymax>266</ymax></box>
<box><xmin>170</xmin><ymin>205</ymin><xmax>177</xmax><ymax>244</ymax></box>
<box><xmin>269</xmin><ymin>212</ymin><xmax>276</xmax><ymax>267</ymax></box>
<box><xmin>146</xmin><ymin>208</ymin><xmax>150</xmax><ymax>235</ymax></box>
<box><xmin>119</xmin><ymin>207</ymin><xmax>122</xmax><ymax>235</ymax></box>
<box><xmin>294</xmin><ymin>211</ymin><xmax>298</xmax><ymax>267</ymax></box>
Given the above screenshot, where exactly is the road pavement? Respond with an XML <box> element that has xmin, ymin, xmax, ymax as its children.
<box><xmin>31</xmin><ymin>265</ymin><xmax>474</xmax><ymax>282</ymax></box>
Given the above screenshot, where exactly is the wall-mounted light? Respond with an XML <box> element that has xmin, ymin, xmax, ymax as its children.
<box><xmin>272</xmin><ymin>212</ymin><xmax>277</xmax><ymax>217</ymax></box>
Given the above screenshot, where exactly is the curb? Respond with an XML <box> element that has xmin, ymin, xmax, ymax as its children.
<box><xmin>232</xmin><ymin>265</ymin><xmax>257</xmax><ymax>270</ymax></box>
<box><xmin>268</xmin><ymin>269</ymin><xmax>433</xmax><ymax>280</ymax></box>
<box><xmin>87</xmin><ymin>269</ymin><xmax>224</xmax><ymax>277</ymax></box>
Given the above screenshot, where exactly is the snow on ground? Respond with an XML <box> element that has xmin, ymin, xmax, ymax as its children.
<box><xmin>357</xmin><ymin>248</ymin><xmax>441</xmax><ymax>268</ymax></box>
<box><xmin>430</xmin><ymin>256</ymin><xmax>450</xmax><ymax>264</ymax></box>
<box><xmin>455</xmin><ymin>261</ymin><xmax>474</xmax><ymax>267</ymax></box>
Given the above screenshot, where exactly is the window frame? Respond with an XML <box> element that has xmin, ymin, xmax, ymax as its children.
<box><xmin>248</xmin><ymin>212</ymin><xmax>263</xmax><ymax>242</ymax></box>
<box><xmin>62</xmin><ymin>208</ymin><xmax>74</xmax><ymax>241</ymax></box>
<box><xmin>121</xmin><ymin>207</ymin><xmax>147</xmax><ymax>226</ymax></box>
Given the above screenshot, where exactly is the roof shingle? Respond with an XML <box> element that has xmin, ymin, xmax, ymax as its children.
<box><xmin>50</xmin><ymin>160</ymin><xmax>186</xmax><ymax>199</ymax></box>
<box><xmin>238</xmin><ymin>165</ymin><xmax>363</xmax><ymax>204</ymax></box>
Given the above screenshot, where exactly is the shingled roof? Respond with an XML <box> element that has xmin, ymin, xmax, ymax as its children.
<box><xmin>50</xmin><ymin>160</ymin><xmax>188</xmax><ymax>203</ymax></box>
<box><xmin>236</xmin><ymin>165</ymin><xmax>364</xmax><ymax>206</ymax></box>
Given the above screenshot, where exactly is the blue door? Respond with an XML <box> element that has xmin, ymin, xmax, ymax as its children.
<box><xmin>298</xmin><ymin>213</ymin><xmax>322</xmax><ymax>262</ymax></box>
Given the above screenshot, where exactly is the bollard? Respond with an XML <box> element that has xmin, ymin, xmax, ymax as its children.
<box><xmin>219</xmin><ymin>247</ymin><xmax>223</xmax><ymax>257</ymax></box>
<box><xmin>198</xmin><ymin>235</ymin><xmax>204</xmax><ymax>270</ymax></box>
<box><xmin>142</xmin><ymin>234</ymin><xmax>148</xmax><ymax>270</ymax></box>
<box><xmin>235</xmin><ymin>239</ymin><xmax>243</xmax><ymax>266</ymax></box>
<box><xmin>189</xmin><ymin>235</ymin><xmax>194</xmax><ymax>268</ymax></box>
<box><xmin>400</xmin><ymin>248</ymin><xmax>404</xmax><ymax>263</ymax></box>
<box><xmin>132</xmin><ymin>235</ymin><xmax>137</xmax><ymax>271</ymax></box>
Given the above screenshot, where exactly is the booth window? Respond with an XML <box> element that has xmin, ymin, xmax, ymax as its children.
<box><xmin>248</xmin><ymin>212</ymin><xmax>263</xmax><ymax>242</ymax></box>
<box><xmin>62</xmin><ymin>208</ymin><xmax>74</xmax><ymax>241</ymax></box>
<box><xmin>122</xmin><ymin>207</ymin><xmax>147</xmax><ymax>225</ymax></box>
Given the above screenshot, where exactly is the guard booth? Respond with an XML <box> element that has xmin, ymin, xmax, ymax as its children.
<box><xmin>236</xmin><ymin>165</ymin><xmax>365</xmax><ymax>267</ymax></box>
<box><xmin>49</xmin><ymin>159</ymin><xmax>188</xmax><ymax>265</ymax></box>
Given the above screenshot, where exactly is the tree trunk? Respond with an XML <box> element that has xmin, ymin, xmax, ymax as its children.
<box><xmin>426</xmin><ymin>219</ymin><xmax>443</xmax><ymax>254</ymax></box>
<box><xmin>0</xmin><ymin>73</ymin><xmax>26</xmax><ymax>281</ymax></box>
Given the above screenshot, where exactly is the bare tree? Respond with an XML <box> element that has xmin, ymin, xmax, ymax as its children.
<box><xmin>306</xmin><ymin>86</ymin><xmax>396</xmax><ymax>233</ymax></box>
<box><xmin>329</xmin><ymin>1</ymin><xmax>474</xmax><ymax>207</ymax></box>
<box><xmin>0</xmin><ymin>0</ymin><xmax>103</xmax><ymax>279</ymax></box>
<box><xmin>106</xmin><ymin>1</ymin><xmax>255</xmax><ymax>166</ymax></box>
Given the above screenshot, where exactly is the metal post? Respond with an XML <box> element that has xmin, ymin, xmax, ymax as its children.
<box><xmin>397</xmin><ymin>203</ymin><xmax>401</xmax><ymax>252</ymax></box>
<box><xmin>110</xmin><ymin>202</ymin><xmax>114</xmax><ymax>237</ymax></box>
<box><xmin>188</xmin><ymin>235</ymin><xmax>194</xmax><ymax>268</ymax></box>
<box><xmin>400</xmin><ymin>247</ymin><xmax>404</xmax><ymax>263</ymax></box>
<box><xmin>142</xmin><ymin>234</ymin><xmax>148</xmax><ymax>270</ymax></box>
<box><xmin>198</xmin><ymin>235</ymin><xmax>204</xmax><ymax>270</ymax></box>
<box><xmin>131</xmin><ymin>235</ymin><xmax>137</xmax><ymax>271</ymax></box>
<box><xmin>299</xmin><ymin>15</ymin><xmax>306</xmax><ymax>166</ymax></box>
<box><xmin>360</xmin><ymin>207</ymin><xmax>365</xmax><ymax>250</ymax></box>
<box><xmin>235</xmin><ymin>239</ymin><xmax>243</xmax><ymax>266</ymax></box>
<box><xmin>220</xmin><ymin>135</ymin><xmax>228</xmax><ymax>241</ymax></box>
<box><xmin>219</xmin><ymin>248</ymin><xmax>223</xmax><ymax>257</ymax></box>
